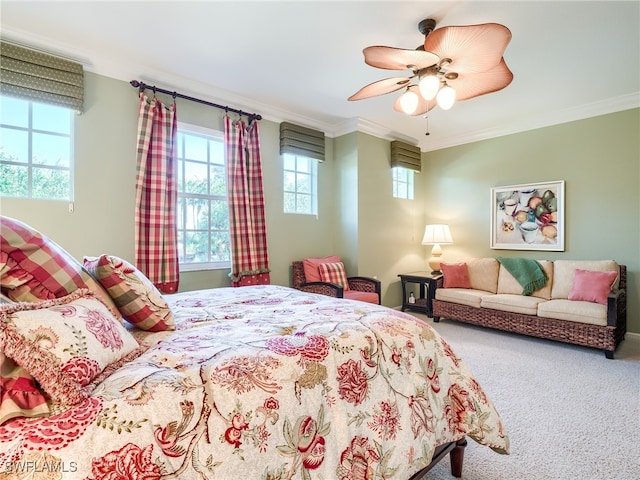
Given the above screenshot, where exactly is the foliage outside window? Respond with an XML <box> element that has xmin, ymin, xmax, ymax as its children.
<box><xmin>392</xmin><ymin>166</ymin><xmax>414</xmax><ymax>200</ymax></box>
<box><xmin>283</xmin><ymin>153</ymin><xmax>318</xmax><ymax>215</ymax></box>
<box><xmin>176</xmin><ymin>123</ymin><xmax>230</xmax><ymax>270</ymax></box>
<box><xmin>0</xmin><ymin>96</ymin><xmax>73</xmax><ymax>200</ymax></box>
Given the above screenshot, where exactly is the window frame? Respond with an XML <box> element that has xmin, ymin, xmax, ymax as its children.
<box><xmin>0</xmin><ymin>95</ymin><xmax>74</xmax><ymax>201</ymax></box>
<box><xmin>283</xmin><ymin>153</ymin><xmax>318</xmax><ymax>216</ymax></box>
<box><xmin>175</xmin><ymin>122</ymin><xmax>231</xmax><ymax>272</ymax></box>
<box><xmin>392</xmin><ymin>166</ymin><xmax>415</xmax><ymax>200</ymax></box>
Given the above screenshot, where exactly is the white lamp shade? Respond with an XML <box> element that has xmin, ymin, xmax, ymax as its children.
<box><xmin>418</xmin><ymin>74</ymin><xmax>440</xmax><ymax>100</ymax></box>
<box><xmin>400</xmin><ymin>89</ymin><xmax>419</xmax><ymax>114</ymax></box>
<box><xmin>421</xmin><ymin>224</ymin><xmax>453</xmax><ymax>245</ymax></box>
<box><xmin>436</xmin><ymin>84</ymin><xmax>456</xmax><ymax>110</ymax></box>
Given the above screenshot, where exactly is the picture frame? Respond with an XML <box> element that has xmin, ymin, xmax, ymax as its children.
<box><xmin>490</xmin><ymin>180</ymin><xmax>565</xmax><ymax>251</ymax></box>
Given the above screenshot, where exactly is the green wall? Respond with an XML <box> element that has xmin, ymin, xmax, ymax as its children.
<box><xmin>422</xmin><ymin>109</ymin><xmax>640</xmax><ymax>334</ymax></box>
<box><xmin>1</xmin><ymin>72</ymin><xmax>637</xmax><ymax>334</ymax></box>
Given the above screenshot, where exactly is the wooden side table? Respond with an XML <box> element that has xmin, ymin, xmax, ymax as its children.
<box><xmin>398</xmin><ymin>271</ymin><xmax>443</xmax><ymax>318</ymax></box>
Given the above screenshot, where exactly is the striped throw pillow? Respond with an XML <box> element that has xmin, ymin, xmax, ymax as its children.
<box><xmin>317</xmin><ymin>262</ymin><xmax>350</xmax><ymax>290</ymax></box>
<box><xmin>83</xmin><ymin>255</ymin><xmax>175</xmax><ymax>331</ymax></box>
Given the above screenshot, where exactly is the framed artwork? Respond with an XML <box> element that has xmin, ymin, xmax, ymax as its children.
<box><xmin>490</xmin><ymin>180</ymin><xmax>565</xmax><ymax>251</ymax></box>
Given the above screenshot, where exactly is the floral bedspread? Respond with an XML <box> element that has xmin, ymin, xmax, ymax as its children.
<box><xmin>0</xmin><ymin>285</ymin><xmax>509</xmax><ymax>479</ymax></box>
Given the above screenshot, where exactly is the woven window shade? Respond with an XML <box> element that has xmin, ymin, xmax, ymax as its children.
<box><xmin>390</xmin><ymin>141</ymin><xmax>421</xmax><ymax>172</ymax></box>
<box><xmin>280</xmin><ymin>122</ymin><xmax>325</xmax><ymax>161</ymax></box>
<box><xmin>0</xmin><ymin>41</ymin><xmax>84</xmax><ymax>112</ymax></box>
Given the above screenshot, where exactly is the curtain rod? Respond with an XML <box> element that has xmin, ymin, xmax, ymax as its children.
<box><xmin>129</xmin><ymin>80</ymin><xmax>262</xmax><ymax>121</ymax></box>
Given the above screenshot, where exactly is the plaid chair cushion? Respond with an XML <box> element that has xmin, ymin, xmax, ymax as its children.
<box><xmin>317</xmin><ymin>262</ymin><xmax>350</xmax><ymax>290</ymax></box>
<box><xmin>0</xmin><ymin>216</ymin><xmax>120</xmax><ymax>320</ymax></box>
<box><xmin>84</xmin><ymin>255</ymin><xmax>175</xmax><ymax>331</ymax></box>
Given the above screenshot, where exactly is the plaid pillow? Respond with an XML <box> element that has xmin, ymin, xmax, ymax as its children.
<box><xmin>84</xmin><ymin>255</ymin><xmax>175</xmax><ymax>331</ymax></box>
<box><xmin>0</xmin><ymin>289</ymin><xmax>145</xmax><ymax>406</ymax></box>
<box><xmin>0</xmin><ymin>353</ymin><xmax>49</xmax><ymax>425</ymax></box>
<box><xmin>0</xmin><ymin>216</ymin><xmax>120</xmax><ymax>320</ymax></box>
<box><xmin>317</xmin><ymin>262</ymin><xmax>350</xmax><ymax>290</ymax></box>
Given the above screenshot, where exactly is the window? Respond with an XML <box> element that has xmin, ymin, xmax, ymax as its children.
<box><xmin>0</xmin><ymin>96</ymin><xmax>73</xmax><ymax>200</ymax></box>
<box><xmin>176</xmin><ymin>123</ymin><xmax>230</xmax><ymax>270</ymax></box>
<box><xmin>392</xmin><ymin>166</ymin><xmax>414</xmax><ymax>200</ymax></box>
<box><xmin>283</xmin><ymin>153</ymin><xmax>318</xmax><ymax>215</ymax></box>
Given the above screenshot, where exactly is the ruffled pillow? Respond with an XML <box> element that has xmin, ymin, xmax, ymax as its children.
<box><xmin>0</xmin><ymin>216</ymin><xmax>120</xmax><ymax>320</ymax></box>
<box><xmin>568</xmin><ymin>269</ymin><xmax>618</xmax><ymax>305</ymax></box>
<box><xmin>0</xmin><ymin>353</ymin><xmax>49</xmax><ymax>425</ymax></box>
<box><xmin>0</xmin><ymin>289</ymin><xmax>145</xmax><ymax>406</ymax></box>
<box><xmin>83</xmin><ymin>255</ymin><xmax>175</xmax><ymax>331</ymax></box>
<box><xmin>302</xmin><ymin>256</ymin><xmax>342</xmax><ymax>283</ymax></box>
<box><xmin>441</xmin><ymin>262</ymin><xmax>472</xmax><ymax>289</ymax></box>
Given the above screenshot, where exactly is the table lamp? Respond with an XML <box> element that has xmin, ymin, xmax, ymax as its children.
<box><xmin>421</xmin><ymin>224</ymin><xmax>453</xmax><ymax>274</ymax></box>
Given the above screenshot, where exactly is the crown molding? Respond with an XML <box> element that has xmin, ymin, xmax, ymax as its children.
<box><xmin>3</xmin><ymin>27</ymin><xmax>637</xmax><ymax>154</ymax></box>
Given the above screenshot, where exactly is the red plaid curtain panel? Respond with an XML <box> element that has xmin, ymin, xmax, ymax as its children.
<box><xmin>224</xmin><ymin>116</ymin><xmax>271</xmax><ymax>287</ymax></box>
<box><xmin>134</xmin><ymin>92</ymin><xmax>180</xmax><ymax>294</ymax></box>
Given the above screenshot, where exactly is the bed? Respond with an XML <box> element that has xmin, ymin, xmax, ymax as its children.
<box><xmin>0</xmin><ymin>216</ymin><xmax>509</xmax><ymax>479</ymax></box>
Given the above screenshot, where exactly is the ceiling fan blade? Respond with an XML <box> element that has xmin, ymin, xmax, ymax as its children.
<box><xmin>348</xmin><ymin>77</ymin><xmax>412</xmax><ymax>101</ymax></box>
<box><xmin>392</xmin><ymin>85</ymin><xmax>438</xmax><ymax>116</ymax></box>
<box><xmin>424</xmin><ymin>23</ymin><xmax>512</xmax><ymax>74</ymax></box>
<box><xmin>363</xmin><ymin>46</ymin><xmax>439</xmax><ymax>70</ymax></box>
<box><xmin>447</xmin><ymin>58</ymin><xmax>514</xmax><ymax>101</ymax></box>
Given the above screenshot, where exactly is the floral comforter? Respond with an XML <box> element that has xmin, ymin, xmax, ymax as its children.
<box><xmin>0</xmin><ymin>285</ymin><xmax>508</xmax><ymax>479</ymax></box>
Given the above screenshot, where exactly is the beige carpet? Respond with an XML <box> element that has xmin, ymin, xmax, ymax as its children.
<box><xmin>411</xmin><ymin>314</ymin><xmax>640</xmax><ymax>480</ymax></box>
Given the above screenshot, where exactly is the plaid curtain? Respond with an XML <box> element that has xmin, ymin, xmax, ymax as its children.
<box><xmin>134</xmin><ymin>92</ymin><xmax>179</xmax><ymax>293</ymax></box>
<box><xmin>224</xmin><ymin>115</ymin><xmax>271</xmax><ymax>287</ymax></box>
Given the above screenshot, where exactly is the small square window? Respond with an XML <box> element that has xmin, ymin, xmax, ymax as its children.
<box><xmin>283</xmin><ymin>153</ymin><xmax>318</xmax><ymax>215</ymax></box>
<box><xmin>392</xmin><ymin>167</ymin><xmax>414</xmax><ymax>200</ymax></box>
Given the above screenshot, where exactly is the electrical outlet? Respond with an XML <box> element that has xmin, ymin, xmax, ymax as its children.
<box><xmin>68</xmin><ymin>202</ymin><xmax>74</xmax><ymax>213</ymax></box>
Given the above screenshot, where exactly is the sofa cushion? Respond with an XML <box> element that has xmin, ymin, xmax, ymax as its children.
<box><xmin>568</xmin><ymin>269</ymin><xmax>617</xmax><ymax>305</ymax></box>
<box><xmin>551</xmin><ymin>260</ymin><xmax>618</xmax><ymax>299</ymax></box>
<box><xmin>435</xmin><ymin>288</ymin><xmax>487</xmax><ymax>308</ymax></box>
<box><xmin>441</xmin><ymin>262</ymin><xmax>471</xmax><ymax>289</ymax></box>
<box><xmin>461</xmin><ymin>258</ymin><xmax>500</xmax><ymax>293</ymax></box>
<box><xmin>537</xmin><ymin>299</ymin><xmax>607</xmax><ymax>326</ymax></box>
<box><xmin>480</xmin><ymin>293</ymin><xmax>547</xmax><ymax>316</ymax></box>
<box><xmin>497</xmin><ymin>260</ymin><xmax>554</xmax><ymax>300</ymax></box>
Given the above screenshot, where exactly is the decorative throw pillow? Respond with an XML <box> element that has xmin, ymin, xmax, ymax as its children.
<box><xmin>568</xmin><ymin>269</ymin><xmax>618</xmax><ymax>305</ymax></box>
<box><xmin>0</xmin><ymin>216</ymin><xmax>120</xmax><ymax>320</ymax></box>
<box><xmin>317</xmin><ymin>262</ymin><xmax>350</xmax><ymax>290</ymax></box>
<box><xmin>302</xmin><ymin>256</ymin><xmax>342</xmax><ymax>283</ymax></box>
<box><xmin>0</xmin><ymin>352</ymin><xmax>50</xmax><ymax>425</ymax></box>
<box><xmin>441</xmin><ymin>262</ymin><xmax>472</xmax><ymax>289</ymax></box>
<box><xmin>83</xmin><ymin>255</ymin><xmax>175</xmax><ymax>332</ymax></box>
<box><xmin>0</xmin><ymin>289</ymin><xmax>144</xmax><ymax>406</ymax></box>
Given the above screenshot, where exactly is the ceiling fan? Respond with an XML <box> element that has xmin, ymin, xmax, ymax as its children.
<box><xmin>348</xmin><ymin>18</ymin><xmax>513</xmax><ymax>116</ymax></box>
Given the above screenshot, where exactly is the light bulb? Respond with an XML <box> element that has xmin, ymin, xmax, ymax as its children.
<box><xmin>436</xmin><ymin>84</ymin><xmax>456</xmax><ymax>110</ymax></box>
<box><xmin>399</xmin><ymin>89</ymin><xmax>419</xmax><ymax>114</ymax></box>
<box><xmin>419</xmin><ymin>75</ymin><xmax>440</xmax><ymax>100</ymax></box>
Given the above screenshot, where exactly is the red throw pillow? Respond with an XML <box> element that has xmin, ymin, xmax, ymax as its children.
<box><xmin>568</xmin><ymin>269</ymin><xmax>618</xmax><ymax>305</ymax></box>
<box><xmin>302</xmin><ymin>256</ymin><xmax>342</xmax><ymax>283</ymax></box>
<box><xmin>441</xmin><ymin>262</ymin><xmax>471</xmax><ymax>289</ymax></box>
<box><xmin>317</xmin><ymin>262</ymin><xmax>350</xmax><ymax>290</ymax></box>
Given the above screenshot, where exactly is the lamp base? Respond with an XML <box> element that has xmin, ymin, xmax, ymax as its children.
<box><xmin>428</xmin><ymin>244</ymin><xmax>443</xmax><ymax>274</ymax></box>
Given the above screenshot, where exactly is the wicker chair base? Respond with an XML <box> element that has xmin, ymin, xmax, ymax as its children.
<box><xmin>432</xmin><ymin>299</ymin><xmax>626</xmax><ymax>359</ymax></box>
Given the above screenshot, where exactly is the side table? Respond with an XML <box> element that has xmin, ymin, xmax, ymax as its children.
<box><xmin>398</xmin><ymin>271</ymin><xmax>443</xmax><ymax>318</ymax></box>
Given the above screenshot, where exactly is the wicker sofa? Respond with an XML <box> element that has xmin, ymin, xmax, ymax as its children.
<box><xmin>432</xmin><ymin>258</ymin><xmax>627</xmax><ymax>359</ymax></box>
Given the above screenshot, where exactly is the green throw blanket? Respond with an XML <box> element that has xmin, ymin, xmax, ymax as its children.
<box><xmin>496</xmin><ymin>257</ymin><xmax>548</xmax><ymax>296</ymax></box>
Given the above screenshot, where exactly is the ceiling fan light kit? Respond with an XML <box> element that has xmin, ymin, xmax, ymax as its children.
<box><xmin>349</xmin><ymin>18</ymin><xmax>513</xmax><ymax>119</ymax></box>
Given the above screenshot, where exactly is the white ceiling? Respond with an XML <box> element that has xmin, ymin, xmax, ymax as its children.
<box><xmin>2</xmin><ymin>1</ymin><xmax>639</xmax><ymax>152</ymax></box>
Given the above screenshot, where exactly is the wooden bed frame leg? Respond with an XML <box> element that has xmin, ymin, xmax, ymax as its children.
<box><xmin>450</xmin><ymin>437</ymin><xmax>467</xmax><ymax>478</ymax></box>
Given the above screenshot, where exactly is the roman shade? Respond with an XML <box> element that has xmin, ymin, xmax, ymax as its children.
<box><xmin>280</xmin><ymin>122</ymin><xmax>325</xmax><ymax>161</ymax></box>
<box><xmin>0</xmin><ymin>41</ymin><xmax>84</xmax><ymax>112</ymax></box>
<box><xmin>390</xmin><ymin>140</ymin><xmax>421</xmax><ymax>172</ymax></box>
